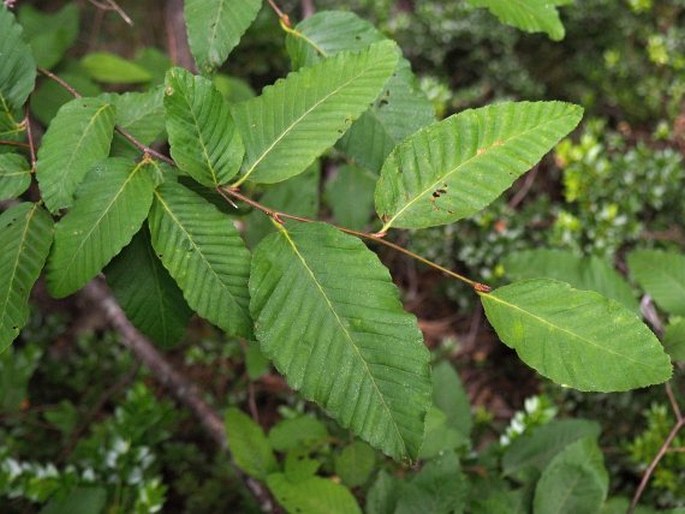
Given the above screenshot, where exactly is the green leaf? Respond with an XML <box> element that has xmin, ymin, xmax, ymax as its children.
<box><xmin>367</xmin><ymin>471</ymin><xmax>402</xmax><ymax>514</ymax></box>
<box><xmin>467</xmin><ymin>0</ymin><xmax>567</xmax><ymax>41</ymax></box>
<box><xmin>106</xmin><ymin>228</ymin><xmax>192</xmax><ymax>348</ymax></box>
<box><xmin>148</xmin><ymin>181</ymin><xmax>252</xmax><ymax>338</ymax></box>
<box><xmin>0</xmin><ymin>5</ymin><xmax>36</xmax><ymax>131</ymax></box>
<box><xmin>628</xmin><ymin>249</ymin><xmax>685</xmax><ymax>316</ymax></box>
<box><xmin>533</xmin><ymin>438</ymin><xmax>608</xmax><ymax>514</ymax></box>
<box><xmin>164</xmin><ymin>67</ymin><xmax>244</xmax><ymax>187</ymax></box>
<box><xmin>100</xmin><ymin>87</ymin><xmax>165</xmax><ymax>157</ymax></box>
<box><xmin>395</xmin><ymin>451</ymin><xmax>467</xmax><ymax>514</ymax></box>
<box><xmin>225</xmin><ymin>407</ymin><xmax>277</xmax><ymax>479</ymax></box>
<box><xmin>232</xmin><ymin>41</ymin><xmax>399</xmax><ymax>185</ymax></box>
<box><xmin>284</xmin><ymin>450</ymin><xmax>321</xmax><ymax>482</ymax></box>
<box><xmin>601</xmin><ymin>497</ymin><xmax>660</xmax><ymax>514</ymax></box>
<box><xmin>36</xmin><ymin>97</ymin><xmax>116</xmax><ymax>213</ymax></box>
<box><xmin>663</xmin><ymin>318</ymin><xmax>685</xmax><ymax>362</ymax></box>
<box><xmin>184</xmin><ymin>0</ymin><xmax>262</xmax><ymax>73</ymax></box>
<box><xmin>47</xmin><ymin>159</ymin><xmax>155</xmax><ymax>298</ymax></box>
<box><xmin>40</xmin><ymin>487</ymin><xmax>107</xmax><ymax>514</ymax></box>
<box><xmin>503</xmin><ymin>249</ymin><xmax>638</xmax><ymax>311</ymax></box>
<box><xmin>325</xmin><ymin>164</ymin><xmax>376</xmax><ymax>230</ymax></box>
<box><xmin>268</xmin><ymin>415</ymin><xmax>329</xmax><ymax>452</ymax></box>
<box><xmin>480</xmin><ymin>279</ymin><xmax>672</xmax><ymax>391</ymax></box>
<box><xmin>250</xmin><ymin>222</ymin><xmax>431</xmax><ymax>460</ymax></box>
<box><xmin>418</xmin><ymin>406</ymin><xmax>468</xmax><ymax>459</ymax></box>
<box><xmin>81</xmin><ymin>52</ymin><xmax>152</xmax><ymax>84</ymax></box>
<box><xmin>213</xmin><ymin>74</ymin><xmax>256</xmax><ymax>104</ymax></box>
<box><xmin>335</xmin><ymin>441</ymin><xmax>376</xmax><ymax>487</ymax></box>
<box><xmin>267</xmin><ymin>473</ymin><xmax>361</xmax><ymax>514</ymax></box>
<box><xmin>0</xmin><ymin>153</ymin><xmax>31</xmax><ymax>200</ymax></box>
<box><xmin>502</xmin><ymin>419</ymin><xmax>601</xmax><ymax>479</ymax></box>
<box><xmin>245</xmin><ymin>342</ymin><xmax>270</xmax><ymax>379</ymax></box>
<box><xmin>432</xmin><ymin>361</ymin><xmax>472</xmax><ymax>437</ymax></box>
<box><xmin>375</xmin><ymin>101</ymin><xmax>583</xmax><ymax>231</ymax></box>
<box><xmin>18</xmin><ymin>3</ymin><xmax>79</xmax><ymax>69</ymax></box>
<box><xmin>285</xmin><ymin>11</ymin><xmax>435</xmax><ymax>172</ymax></box>
<box><xmin>0</xmin><ymin>203</ymin><xmax>53</xmax><ymax>353</ymax></box>
<box><xmin>30</xmin><ymin>71</ymin><xmax>101</xmax><ymax>126</ymax></box>
<box><xmin>244</xmin><ymin>163</ymin><xmax>320</xmax><ymax>248</ymax></box>
<box><xmin>132</xmin><ymin>47</ymin><xmax>172</xmax><ymax>86</ymax></box>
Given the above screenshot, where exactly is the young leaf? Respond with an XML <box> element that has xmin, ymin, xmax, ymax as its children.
<box><xmin>0</xmin><ymin>153</ymin><xmax>31</xmax><ymax>201</ymax></box>
<box><xmin>18</xmin><ymin>3</ymin><xmax>79</xmax><ymax>70</ymax></box>
<box><xmin>375</xmin><ymin>101</ymin><xmax>583</xmax><ymax>231</ymax></box>
<box><xmin>335</xmin><ymin>441</ymin><xmax>376</xmax><ymax>487</ymax></box>
<box><xmin>225</xmin><ymin>407</ymin><xmax>277</xmax><ymax>480</ymax></box>
<box><xmin>164</xmin><ymin>67</ymin><xmax>244</xmax><ymax>187</ymax></box>
<box><xmin>232</xmin><ymin>41</ymin><xmax>400</xmax><ymax>185</ymax></box>
<box><xmin>40</xmin><ymin>486</ymin><xmax>107</xmax><ymax>514</ymax></box>
<box><xmin>432</xmin><ymin>361</ymin><xmax>472</xmax><ymax>438</ymax></box>
<box><xmin>250</xmin><ymin>222</ymin><xmax>431</xmax><ymax>460</ymax></box>
<box><xmin>480</xmin><ymin>279</ymin><xmax>672</xmax><ymax>391</ymax></box>
<box><xmin>47</xmin><ymin>159</ymin><xmax>156</xmax><ymax>298</ymax></box>
<box><xmin>467</xmin><ymin>0</ymin><xmax>567</xmax><ymax>41</ymax></box>
<box><xmin>0</xmin><ymin>203</ymin><xmax>53</xmax><ymax>353</ymax></box>
<box><xmin>663</xmin><ymin>318</ymin><xmax>685</xmax><ymax>362</ymax></box>
<box><xmin>267</xmin><ymin>473</ymin><xmax>361</xmax><ymax>514</ymax></box>
<box><xmin>106</xmin><ymin>228</ymin><xmax>192</xmax><ymax>348</ymax></box>
<box><xmin>367</xmin><ymin>471</ymin><xmax>402</xmax><ymax>514</ymax></box>
<box><xmin>81</xmin><ymin>52</ymin><xmax>152</xmax><ymax>84</ymax></box>
<box><xmin>148</xmin><ymin>181</ymin><xmax>252</xmax><ymax>338</ymax></box>
<box><xmin>36</xmin><ymin>97</ymin><xmax>116</xmax><ymax>213</ymax></box>
<box><xmin>285</xmin><ymin>11</ymin><xmax>435</xmax><ymax>172</ymax></box>
<box><xmin>184</xmin><ymin>0</ymin><xmax>262</xmax><ymax>73</ymax></box>
<box><xmin>0</xmin><ymin>5</ymin><xmax>36</xmax><ymax>130</ymax></box>
<box><xmin>268</xmin><ymin>415</ymin><xmax>328</xmax><ymax>452</ymax></box>
<box><xmin>628</xmin><ymin>249</ymin><xmax>685</xmax><ymax>316</ymax></box>
<box><xmin>503</xmin><ymin>249</ymin><xmax>638</xmax><ymax>311</ymax></box>
<box><xmin>533</xmin><ymin>437</ymin><xmax>609</xmax><ymax>514</ymax></box>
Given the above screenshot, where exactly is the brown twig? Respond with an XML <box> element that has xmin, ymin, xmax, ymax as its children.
<box><xmin>217</xmin><ymin>186</ymin><xmax>490</xmax><ymax>293</ymax></box>
<box><xmin>24</xmin><ymin>106</ymin><xmax>37</xmax><ymax>171</ymax></box>
<box><xmin>0</xmin><ymin>140</ymin><xmax>30</xmax><ymax>149</ymax></box>
<box><xmin>266</xmin><ymin>0</ymin><xmax>292</xmax><ymax>27</ymax></box>
<box><xmin>36</xmin><ymin>68</ymin><xmax>175</xmax><ymax>166</ymax></box>
<box><xmin>87</xmin><ymin>0</ymin><xmax>134</xmax><ymax>26</ymax></box>
<box><xmin>301</xmin><ymin>0</ymin><xmax>315</xmax><ymax>18</ymax></box>
<box><xmin>81</xmin><ymin>279</ymin><xmax>274</xmax><ymax>512</ymax></box>
<box><xmin>165</xmin><ymin>0</ymin><xmax>197</xmax><ymax>72</ymax></box>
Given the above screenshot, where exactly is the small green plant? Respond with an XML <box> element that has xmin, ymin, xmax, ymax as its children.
<box><xmin>0</xmin><ymin>0</ymin><xmax>683</xmax><ymax>512</ymax></box>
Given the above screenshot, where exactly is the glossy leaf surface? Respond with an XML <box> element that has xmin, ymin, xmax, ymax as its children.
<box><xmin>375</xmin><ymin>101</ymin><xmax>582</xmax><ymax>230</ymax></box>
<box><xmin>233</xmin><ymin>41</ymin><xmax>399</xmax><ymax>185</ymax></box>
<box><xmin>47</xmin><ymin>159</ymin><xmax>155</xmax><ymax>298</ymax></box>
<box><xmin>36</xmin><ymin>97</ymin><xmax>115</xmax><ymax>213</ymax></box>
<box><xmin>250</xmin><ymin>222</ymin><xmax>431</xmax><ymax>460</ymax></box>
<box><xmin>480</xmin><ymin>279</ymin><xmax>672</xmax><ymax>391</ymax></box>
<box><xmin>148</xmin><ymin>181</ymin><xmax>252</xmax><ymax>338</ymax></box>
<box><xmin>164</xmin><ymin>67</ymin><xmax>244</xmax><ymax>187</ymax></box>
<box><xmin>184</xmin><ymin>0</ymin><xmax>262</xmax><ymax>73</ymax></box>
<box><xmin>0</xmin><ymin>203</ymin><xmax>53</xmax><ymax>352</ymax></box>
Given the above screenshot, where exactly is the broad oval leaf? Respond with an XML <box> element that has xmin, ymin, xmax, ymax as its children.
<box><xmin>232</xmin><ymin>41</ymin><xmax>399</xmax><ymax>185</ymax></box>
<box><xmin>249</xmin><ymin>222</ymin><xmax>431</xmax><ymax>460</ymax></box>
<box><xmin>267</xmin><ymin>473</ymin><xmax>361</xmax><ymax>514</ymax></box>
<box><xmin>663</xmin><ymin>318</ymin><xmax>685</xmax><ymax>362</ymax></box>
<box><xmin>106</xmin><ymin>228</ymin><xmax>192</xmax><ymax>348</ymax></box>
<box><xmin>0</xmin><ymin>153</ymin><xmax>31</xmax><ymax>201</ymax></box>
<box><xmin>467</xmin><ymin>0</ymin><xmax>567</xmax><ymax>41</ymax></box>
<box><xmin>36</xmin><ymin>97</ymin><xmax>116</xmax><ymax>213</ymax></box>
<box><xmin>0</xmin><ymin>203</ymin><xmax>53</xmax><ymax>353</ymax></box>
<box><xmin>503</xmin><ymin>249</ymin><xmax>638</xmax><ymax>311</ymax></box>
<box><xmin>225</xmin><ymin>407</ymin><xmax>277</xmax><ymax>480</ymax></box>
<box><xmin>375</xmin><ymin>101</ymin><xmax>583</xmax><ymax>231</ymax></box>
<box><xmin>148</xmin><ymin>181</ymin><xmax>252</xmax><ymax>338</ymax></box>
<box><xmin>533</xmin><ymin>437</ymin><xmax>608</xmax><ymax>514</ymax></box>
<box><xmin>628</xmin><ymin>249</ymin><xmax>685</xmax><ymax>316</ymax></box>
<box><xmin>480</xmin><ymin>278</ymin><xmax>672</xmax><ymax>391</ymax></box>
<box><xmin>18</xmin><ymin>3</ymin><xmax>79</xmax><ymax>70</ymax></box>
<box><xmin>285</xmin><ymin>11</ymin><xmax>435</xmax><ymax>173</ymax></box>
<box><xmin>184</xmin><ymin>0</ymin><xmax>262</xmax><ymax>73</ymax></box>
<box><xmin>0</xmin><ymin>6</ymin><xmax>36</xmax><ymax>112</ymax></box>
<box><xmin>81</xmin><ymin>52</ymin><xmax>152</xmax><ymax>84</ymax></box>
<box><xmin>164</xmin><ymin>67</ymin><xmax>244</xmax><ymax>187</ymax></box>
<box><xmin>47</xmin><ymin>158</ymin><xmax>156</xmax><ymax>298</ymax></box>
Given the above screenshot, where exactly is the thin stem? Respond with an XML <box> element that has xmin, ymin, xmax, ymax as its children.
<box><xmin>37</xmin><ymin>68</ymin><xmax>175</xmax><ymax>166</ymax></box>
<box><xmin>666</xmin><ymin>382</ymin><xmax>682</xmax><ymax>422</ymax></box>
<box><xmin>218</xmin><ymin>186</ymin><xmax>490</xmax><ymax>292</ymax></box>
<box><xmin>0</xmin><ymin>140</ymin><xmax>30</xmax><ymax>149</ymax></box>
<box><xmin>266</xmin><ymin>0</ymin><xmax>292</xmax><ymax>27</ymax></box>
<box><xmin>24</xmin><ymin>106</ymin><xmax>37</xmax><ymax>171</ymax></box>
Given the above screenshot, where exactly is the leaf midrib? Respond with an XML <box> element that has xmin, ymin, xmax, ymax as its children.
<box><xmin>238</xmin><ymin>47</ymin><xmax>391</xmax><ymax>184</ymax></box>
<box><xmin>482</xmin><ymin>291</ymin><xmax>658</xmax><ymax>371</ymax></box>
<box><xmin>279</xmin><ymin>225</ymin><xmax>406</xmax><ymax>454</ymax></box>
<box><xmin>382</xmin><ymin>108</ymin><xmax>576</xmax><ymax>230</ymax></box>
